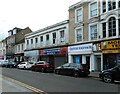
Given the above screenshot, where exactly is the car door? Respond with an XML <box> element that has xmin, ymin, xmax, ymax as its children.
<box><xmin>113</xmin><ymin>66</ymin><xmax>120</xmax><ymax>81</ymax></box>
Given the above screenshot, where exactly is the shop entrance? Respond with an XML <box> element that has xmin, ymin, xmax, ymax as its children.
<box><xmin>86</xmin><ymin>56</ymin><xmax>90</xmax><ymax>70</ymax></box>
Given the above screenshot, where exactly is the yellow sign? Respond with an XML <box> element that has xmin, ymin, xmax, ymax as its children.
<box><xmin>101</xmin><ymin>40</ymin><xmax>120</xmax><ymax>49</ymax></box>
<box><xmin>102</xmin><ymin>49</ymin><xmax>120</xmax><ymax>53</ymax></box>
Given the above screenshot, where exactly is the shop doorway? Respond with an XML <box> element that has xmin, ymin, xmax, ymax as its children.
<box><xmin>86</xmin><ymin>56</ymin><xmax>90</xmax><ymax>70</ymax></box>
<box><xmin>96</xmin><ymin>57</ymin><xmax>101</xmax><ymax>71</ymax></box>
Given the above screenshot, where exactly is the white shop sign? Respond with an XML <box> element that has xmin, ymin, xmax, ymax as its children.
<box><xmin>68</xmin><ymin>43</ymin><xmax>93</xmax><ymax>53</ymax></box>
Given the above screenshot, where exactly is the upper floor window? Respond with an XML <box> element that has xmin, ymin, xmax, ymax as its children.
<box><xmin>27</xmin><ymin>40</ymin><xmax>29</xmax><ymax>45</ymax></box>
<box><xmin>76</xmin><ymin>8</ymin><xmax>82</xmax><ymax>22</ymax></box>
<box><xmin>119</xmin><ymin>1</ymin><xmax>120</xmax><ymax>8</ymax></box>
<box><xmin>53</xmin><ymin>33</ymin><xmax>56</xmax><ymax>44</ymax></box>
<box><xmin>90</xmin><ymin>25</ymin><xmax>97</xmax><ymax>40</ymax></box>
<box><xmin>108</xmin><ymin>1</ymin><xmax>116</xmax><ymax>11</ymax></box>
<box><xmin>35</xmin><ymin>37</ymin><xmax>38</xmax><ymax>43</ymax></box>
<box><xmin>119</xmin><ymin>19</ymin><xmax>120</xmax><ymax>35</ymax></box>
<box><xmin>90</xmin><ymin>2</ymin><xmax>97</xmax><ymax>17</ymax></box>
<box><xmin>46</xmin><ymin>34</ymin><xmax>49</xmax><ymax>41</ymax></box>
<box><xmin>22</xmin><ymin>44</ymin><xmax>24</xmax><ymax>50</ymax></box>
<box><xmin>40</xmin><ymin>36</ymin><xmax>43</xmax><ymax>42</ymax></box>
<box><xmin>108</xmin><ymin>17</ymin><xmax>116</xmax><ymax>37</ymax></box>
<box><xmin>18</xmin><ymin>45</ymin><xmax>20</xmax><ymax>52</ymax></box>
<box><xmin>60</xmin><ymin>30</ymin><xmax>64</xmax><ymax>38</ymax></box>
<box><xmin>31</xmin><ymin>39</ymin><xmax>33</xmax><ymax>44</ymax></box>
<box><xmin>102</xmin><ymin>23</ymin><xmax>106</xmax><ymax>38</ymax></box>
<box><xmin>76</xmin><ymin>28</ymin><xmax>82</xmax><ymax>42</ymax></box>
<box><xmin>102</xmin><ymin>1</ymin><xmax>106</xmax><ymax>13</ymax></box>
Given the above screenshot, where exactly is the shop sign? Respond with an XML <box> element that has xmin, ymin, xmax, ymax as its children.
<box><xmin>39</xmin><ymin>47</ymin><xmax>68</xmax><ymax>55</ymax></box>
<box><xmin>101</xmin><ymin>40</ymin><xmax>120</xmax><ymax>49</ymax></box>
<box><xmin>102</xmin><ymin>49</ymin><xmax>120</xmax><ymax>53</ymax></box>
<box><xmin>44</xmin><ymin>48</ymin><xmax>60</xmax><ymax>55</ymax></box>
<box><xmin>93</xmin><ymin>43</ymin><xmax>101</xmax><ymax>51</ymax></box>
<box><xmin>68</xmin><ymin>43</ymin><xmax>92</xmax><ymax>53</ymax></box>
<box><xmin>24</xmin><ymin>50</ymin><xmax>39</xmax><ymax>56</ymax></box>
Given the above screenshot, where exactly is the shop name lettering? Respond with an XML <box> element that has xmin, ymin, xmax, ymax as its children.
<box><xmin>69</xmin><ymin>46</ymin><xmax>92</xmax><ymax>51</ymax></box>
<box><xmin>108</xmin><ymin>41</ymin><xmax>120</xmax><ymax>48</ymax></box>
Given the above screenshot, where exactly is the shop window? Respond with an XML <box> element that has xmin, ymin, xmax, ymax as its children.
<box><xmin>102</xmin><ymin>23</ymin><xmax>106</xmax><ymax>38</ymax></box>
<box><xmin>102</xmin><ymin>1</ymin><xmax>106</xmax><ymax>13</ymax></box>
<box><xmin>108</xmin><ymin>17</ymin><xmax>116</xmax><ymax>37</ymax></box>
<box><xmin>108</xmin><ymin>1</ymin><xmax>116</xmax><ymax>11</ymax></box>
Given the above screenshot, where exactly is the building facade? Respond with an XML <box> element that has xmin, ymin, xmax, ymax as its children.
<box><xmin>68</xmin><ymin>0</ymin><xmax>120</xmax><ymax>72</ymax></box>
<box><xmin>25</xmin><ymin>20</ymin><xmax>69</xmax><ymax>67</ymax></box>
<box><xmin>5</xmin><ymin>27</ymin><xmax>32</xmax><ymax>62</ymax></box>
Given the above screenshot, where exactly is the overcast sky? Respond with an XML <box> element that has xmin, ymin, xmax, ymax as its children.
<box><xmin>0</xmin><ymin>0</ymin><xmax>80</xmax><ymax>40</ymax></box>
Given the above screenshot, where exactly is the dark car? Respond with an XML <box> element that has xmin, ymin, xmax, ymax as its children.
<box><xmin>31</xmin><ymin>61</ymin><xmax>54</xmax><ymax>72</ymax></box>
<box><xmin>6</xmin><ymin>61</ymin><xmax>18</xmax><ymax>68</ymax></box>
<box><xmin>54</xmin><ymin>63</ymin><xmax>90</xmax><ymax>77</ymax></box>
<box><xmin>99</xmin><ymin>65</ymin><xmax>120</xmax><ymax>83</ymax></box>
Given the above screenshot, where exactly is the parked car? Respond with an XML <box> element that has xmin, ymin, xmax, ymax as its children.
<box><xmin>6</xmin><ymin>61</ymin><xmax>16</xmax><ymax>68</ymax></box>
<box><xmin>54</xmin><ymin>63</ymin><xmax>90</xmax><ymax>77</ymax></box>
<box><xmin>99</xmin><ymin>65</ymin><xmax>120</xmax><ymax>83</ymax></box>
<box><xmin>31</xmin><ymin>61</ymin><xmax>54</xmax><ymax>72</ymax></box>
<box><xmin>1</xmin><ymin>60</ymin><xmax>9</xmax><ymax>67</ymax></box>
<box><xmin>17</xmin><ymin>61</ymin><xmax>34</xmax><ymax>69</ymax></box>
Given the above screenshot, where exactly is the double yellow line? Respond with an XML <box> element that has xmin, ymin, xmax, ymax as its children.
<box><xmin>3</xmin><ymin>76</ymin><xmax>47</xmax><ymax>94</ymax></box>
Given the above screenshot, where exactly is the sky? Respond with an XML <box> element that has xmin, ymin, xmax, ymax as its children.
<box><xmin>0</xmin><ymin>0</ymin><xmax>81</xmax><ymax>40</ymax></box>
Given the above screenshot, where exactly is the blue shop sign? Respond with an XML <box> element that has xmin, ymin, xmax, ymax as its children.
<box><xmin>44</xmin><ymin>48</ymin><xmax>60</xmax><ymax>55</ymax></box>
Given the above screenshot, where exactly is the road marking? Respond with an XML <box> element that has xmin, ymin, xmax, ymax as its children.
<box><xmin>3</xmin><ymin>76</ymin><xmax>47</xmax><ymax>94</ymax></box>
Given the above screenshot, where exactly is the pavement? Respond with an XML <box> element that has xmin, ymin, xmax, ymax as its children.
<box><xmin>89</xmin><ymin>72</ymin><xmax>100</xmax><ymax>78</ymax></box>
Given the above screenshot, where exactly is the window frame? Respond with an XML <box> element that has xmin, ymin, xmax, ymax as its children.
<box><xmin>75</xmin><ymin>27</ymin><xmax>83</xmax><ymax>43</ymax></box>
<box><xmin>75</xmin><ymin>7</ymin><xmax>83</xmax><ymax>23</ymax></box>
<box><xmin>89</xmin><ymin>23</ymin><xmax>98</xmax><ymax>41</ymax></box>
<box><xmin>89</xmin><ymin>1</ymin><xmax>98</xmax><ymax>18</ymax></box>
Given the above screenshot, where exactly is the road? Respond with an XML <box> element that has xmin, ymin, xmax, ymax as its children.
<box><xmin>2</xmin><ymin>68</ymin><xmax>120</xmax><ymax>94</ymax></box>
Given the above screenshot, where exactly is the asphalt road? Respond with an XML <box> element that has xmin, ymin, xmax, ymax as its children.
<box><xmin>2</xmin><ymin>68</ymin><xmax>120</xmax><ymax>93</ymax></box>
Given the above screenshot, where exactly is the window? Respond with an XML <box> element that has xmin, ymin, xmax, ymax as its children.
<box><xmin>46</xmin><ymin>34</ymin><xmax>49</xmax><ymax>41</ymax></box>
<box><xmin>118</xmin><ymin>19</ymin><xmax>120</xmax><ymax>35</ymax></box>
<box><xmin>102</xmin><ymin>1</ymin><xmax>106</xmax><ymax>13</ymax></box>
<box><xmin>35</xmin><ymin>38</ymin><xmax>38</xmax><ymax>43</ymax></box>
<box><xmin>18</xmin><ymin>45</ymin><xmax>20</xmax><ymax>52</ymax></box>
<box><xmin>90</xmin><ymin>2</ymin><xmax>97</xmax><ymax>17</ymax></box>
<box><xmin>102</xmin><ymin>23</ymin><xmax>106</xmax><ymax>38</ymax></box>
<box><xmin>27</xmin><ymin>40</ymin><xmax>29</xmax><ymax>45</ymax></box>
<box><xmin>76</xmin><ymin>28</ymin><xmax>82</xmax><ymax>42</ymax></box>
<box><xmin>108</xmin><ymin>17</ymin><xmax>116</xmax><ymax>37</ymax></box>
<box><xmin>22</xmin><ymin>44</ymin><xmax>24</xmax><ymax>50</ymax></box>
<box><xmin>119</xmin><ymin>1</ymin><xmax>120</xmax><ymax>8</ymax></box>
<box><xmin>31</xmin><ymin>39</ymin><xmax>33</xmax><ymax>44</ymax></box>
<box><xmin>53</xmin><ymin>33</ymin><xmax>56</xmax><ymax>44</ymax></box>
<box><xmin>108</xmin><ymin>1</ymin><xmax>116</xmax><ymax>11</ymax></box>
<box><xmin>90</xmin><ymin>25</ymin><xmax>97</xmax><ymax>40</ymax></box>
<box><xmin>40</xmin><ymin>36</ymin><xmax>43</xmax><ymax>42</ymax></box>
<box><xmin>76</xmin><ymin>8</ymin><xmax>82</xmax><ymax>22</ymax></box>
<box><xmin>60</xmin><ymin>30</ymin><xmax>64</xmax><ymax>38</ymax></box>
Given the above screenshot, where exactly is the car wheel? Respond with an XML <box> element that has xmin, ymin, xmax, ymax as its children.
<box><xmin>55</xmin><ymin>70</ymin><xmax>60</xmax><ymax>74</ymax></box>
<box><xmin>41</xmin><ymin>68</ymin><xmax>45</xmax><ymax>72</ymax></box>
<box><xmin>24</xmin><ymin>66</ymin><xmax>26</xmax><ymax>69</ymax></box>
<box><xmin>74</xmin><ymin>71</ymin><xmax>79</xmax><ymax>77</ymax></box>
<box><xmin>103</xmin><ymin>74</ymin><xmax>113</xmax><ymax>83</ymax></box>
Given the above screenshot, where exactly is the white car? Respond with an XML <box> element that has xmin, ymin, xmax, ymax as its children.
<box><xmin>17</xmin><ymin>62</ymin><xmax>34</xmax><ymax>69</ymax></box>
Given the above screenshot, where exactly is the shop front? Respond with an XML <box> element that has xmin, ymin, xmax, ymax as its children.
<box><xmin>93</xmin><ymin>42</ymin><xmax>102</xmax><ymax>71</ymax></box>
<box><xmin>39</xmin><ymin>47</ymin><xmax>68</xmax><ymax>68</ymax></box>
<box><xmin>14</xmin><ymin>53</ymin><xmax>24</xmax><ymax>63</ymax></box>
<box><xmin>68</xmin><ymin>43</ymin><xmax>95</xmax><ymax>71</ymax></box>
<box><xmin>24</xmin><ymin>50</ymin><xmax>39</xmax><ymax>62</ymax></box>
<box><xmin>101</xmin><ymin>39</ymin><xmax>120</xmax><ymax>70</ymax></box>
